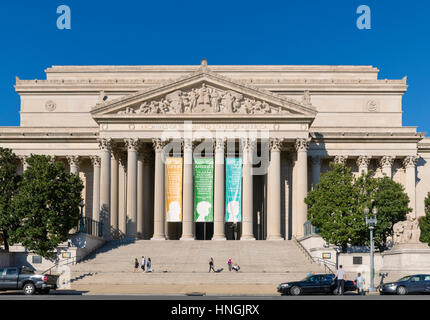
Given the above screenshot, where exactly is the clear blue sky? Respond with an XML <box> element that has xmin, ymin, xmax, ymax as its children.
<box><xmin>0</xmin><ymin>0</ymin><xmax>428</xmax><ymax>134</ymax></box>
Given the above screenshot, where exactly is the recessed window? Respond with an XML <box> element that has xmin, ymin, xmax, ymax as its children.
<box><xmin>353</xmin><ymin>256</ymin><xmax>363</xmax><ymax>265</ymax></box>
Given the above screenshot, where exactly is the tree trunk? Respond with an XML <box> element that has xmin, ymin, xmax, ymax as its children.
<box><xmin>2</xmin><ymin>231</ymin><xmax>9</xmax><ymax>251</ymax></box>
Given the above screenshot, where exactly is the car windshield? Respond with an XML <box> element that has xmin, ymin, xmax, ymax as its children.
<box><xmin>398</xmin><ymin>276</ymin><xmax>411</xmax><ymax>282</ymax></box>
<box><xmin>20</xmin><ymin>266</ymin><xmax>35</xmax><ymax>274</ymax></box>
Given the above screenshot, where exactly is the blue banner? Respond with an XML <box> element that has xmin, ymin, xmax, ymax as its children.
<box><xmin>225</xmin><ymin>157</ymin><xmax>242</xmax><ymax>223</ymax></box>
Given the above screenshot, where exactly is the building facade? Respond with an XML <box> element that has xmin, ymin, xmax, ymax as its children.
<box><xmin>2</xmin><ymin>61</ymin><xmax>429</xmax><ymax>241</ymax></box>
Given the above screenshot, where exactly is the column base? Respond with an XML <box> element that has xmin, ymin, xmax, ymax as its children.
<box><xmin>151</xmin><ymin>235</ymin><xmax>166</xmax><ymax>241</ymax></box>
<box><xmin>266</xmin><ymin>236</ymin><xmax>284</xmax><ymax>241</ymax></box>
<box><xmin>211</xmin><ymin>235</ymin><xmax>227</xmax><ymax>241</ymax></box>
<box><xmin>240</xmin><ymin>236</ymin><xmax>256</xmax><ymax>241</ymax></box>
<box><xmin>180</xmin><ymin>235</ymin><xmax>195</xmax><ymax>241</ymax></box>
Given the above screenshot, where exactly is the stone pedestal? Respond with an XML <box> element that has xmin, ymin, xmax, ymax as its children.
<box><xmin>382</xmin><ymin>243</ymin><xmax>430</xmax><ymax>273</ymax></box>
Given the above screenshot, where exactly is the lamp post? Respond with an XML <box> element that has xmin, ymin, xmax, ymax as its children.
<box><xmin>79</xmin><ymin>199</ymin><xmax>85</xmax><ymax>233</ymax></box>
<box><xmin>364</xmin><ymin>206</ymin><xmax>378</xmax><ymax>292</ymax></box>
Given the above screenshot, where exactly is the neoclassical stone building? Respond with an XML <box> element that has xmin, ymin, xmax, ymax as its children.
<box><xmin>1</xmin><ymin>61</ymin><xmax>429</xmax><ymax>241</ymax></box>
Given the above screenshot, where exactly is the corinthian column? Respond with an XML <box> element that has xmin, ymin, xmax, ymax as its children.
<box><xmin>380</xmin><ymin>156</ymin><xmax>394</xmax><ymax>178</ymax></box>
<box><xmin>181</xmin><ymin>138</ymin><xmax>194</xmax><ymax>240</ymax></box>
<box><xmin>137</xmin><ymin>147</ymin><xmax>144</xmax><ymax>238</ymax></box>
<box><xmin>110</xmin><ymin>151</ymin><xmax>119</xmax><ymax>231</ymax></box>
<box><xmin>99</xmin><ymin>138</ymin><xmax>112</xmax><ymax>239</ymax></box>
<box><xmin>334</xmin><ymin>155</ymin><xmax>348</xmax><ymax>165</ymax></box>
<box><xmin>212</xmin><ymin>138</ymin><xmax>226</xmax><ymax>240</ymax></box>
<box><xmin>90</xmin><ymin>156</ymin><xmax>101</xmax><ymax>221</ymax></box>
<box><xmin>241</xmin><ymin>138</ymin><xmax>256</xmax><ymax>240</ymax></box>
<box><xmin>295</xmin><ymin>138</ymin><xmax>309</xmax><ymax>238</ymax></box>
<box><xmin>267</xmin><ymin>138</ymin><xmax>283</xmax><ymax>240</ymax></box>
<box><xmin>151</xmin><ymin>138</ymin><xmax>166</xmax><ymax>240</ymax></box>
<box><xmin>403</xmin><ymin>155</ymin><xmax>419</xmax><ymax>218</ymax></box>
<box><xmin>125</xmin><ymin>138</ymin><xmax>139</xmax><ymax>238</ymax></box>
<box><xmin>67</xmin><ymin>156</ymin><xmax>80</xmax><ymax>175</ymax></box>
<box><xmin>356</xmin><ymin>156</ymin><xmax>371</xmax><ymax>175</ymax></box>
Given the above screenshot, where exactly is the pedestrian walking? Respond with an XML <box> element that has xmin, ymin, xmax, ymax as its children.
<box><xmin>133</xmin><ymin>258</ymin><xmax>139</xmax><ymax>273</ymax></box>
<box><xmin>146</xmin><ymin>257</ymin><xmax>152</xmax><ymax>272</ymax></box>
<box><xmin>334</xmin><ymin>265</ymin><xmax>346</xmax><ymax>295</ymax></box>
<box><xmin>227</xmin><ymin>258</ymin><xmax>232</xmax><ymax>272</ymax></box>
<box><xmin>354</xmin><ymin>273</ymin><xmax>366</xmax><ymax>295</ymax></box>
<box><xmin>208</xmin><ymin>257</ymin><xmax>215</xmax><ymax>273</ymax></box>
<box><xmin>141</xmin><ymin>256</ymin><xmax>146</xmax><ymax>272</ymax></box>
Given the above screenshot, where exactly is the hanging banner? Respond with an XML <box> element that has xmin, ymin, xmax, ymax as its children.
<box><xmin>165</xmin><ymin>157</ymin><xmax>183</xmax><ymax>222</ymax></box>
<box><xmin>194</xmin><ymin>158</ymin><xmax>214</xmax><ymax>222</ymax></box>
<box><xmin>225</xmin><ymin>157</ymin><xmax>242</xmax><ymax>223</ymax></box>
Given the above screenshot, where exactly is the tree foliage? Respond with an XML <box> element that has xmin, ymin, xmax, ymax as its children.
<box><xmin>10</xmin><ymin>155</ymin><xmax>83</xmax><ymax>260</ymax></box>
<box><xmin>305</xmin><ymin>163</ymin><xmax>411</xmax><ymax>252</ymax></box>
<box><xmin>0</xmin><ymin>147</ymin><xmax>20</xmax><ymax>251</ymax></box>
<box><xmin>419</xmin><ymin>193</ymin><xmax>430</xmax><ymax>246</ymax></box>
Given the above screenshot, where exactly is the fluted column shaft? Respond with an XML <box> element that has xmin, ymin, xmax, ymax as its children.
<box><xmin>181</xmin><ymin>138</ymin><xmax>194</xmax><ymax>240</ymax></box>
<box><xmin>91</xmin><ymin>156</ymin><xmax>101</xmax><ymax>221</ymax></box>
<box><xmin>380</xmin><ymin>156</ymin><xmax>394</xmax><ymax>178</ymax></box>
<box><xmin>295</xmin><ymin>139</ymin><xmax>309</xmax><ymax>238</ymax></box>
<box><xmin>110</xmin><ymin>152</ymin><xmax>119</xmax><ymax>231</ymax></box>
<box><xmin>118</xmin><ymin>154</ymin><xmax>127</xmax><ymax>235</ymax></box>
<box><xmin>151</xmin><ymin>139</ymin><xmax>166</xmax><ymax>240</ymax></box>
<box><xmin>241</xmin><ymin>138</ymin><xmax>255</xmax><ymax>240</ymax></box>
<box><xmin>404</xmin><ymin>156</ymin><xmax>418</xmax><ymax>218</ymax></box>
<box><xmin>99</xmin><ymin>139</ymin><xmax>112</xmax><ymax>239</ymax></box>
<box><xmin>212</xmin><ymin>138</ymin><xmax>226</xmax><ymax>240</ymax></box>
<box><xmin>126</xmin><ymin>139</ymin><xmax>139</xmax><ymax>238</ymax></box>
<box><xmin>137</xmin><ymin>151</ymin><xmax>144</xmax><ymax>238</ymax></box>
<box><xmin>267</xmin><ymin>138</ymin><xmax>283</xmax><ymax>240</ymax></box>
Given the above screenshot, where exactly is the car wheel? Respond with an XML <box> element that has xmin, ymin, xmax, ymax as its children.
<box><xmin>290</xmin><ymin>286</ymin><xmax>302</xmax><ymax>296</ymax></box>
<box><xmin>23</xmin><ymin>283</ymin><xmax>36</xmax><ymax>296</ymax></box>
<box><xmin>396</xmin><ymin>286</ymin><xmax>407</xmax><ymax>295</ymax></box>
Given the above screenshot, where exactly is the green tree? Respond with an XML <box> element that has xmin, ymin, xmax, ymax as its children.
<box><xmin>305</xmin><ymin>163</ymin><xmax>366</xmax><ymax>252</ymax></box>
<box><xmin>372</xmin><ymin>176</ymin><xmax>411</xmax><ymax>251</ymax></box>
<box><xmin>0</xmin><ymin>147</ymin><xmax>20</xmax><ymax>251</ymax></box>
<box><xmin>419</xmin><ymin>193</ymin><xmax>430</xmax><ymax>246</ymax></box>
<box><xmin>11</xmin><ymin>155</ymin><xmax>83</xmax><ymax>260</ymax></box>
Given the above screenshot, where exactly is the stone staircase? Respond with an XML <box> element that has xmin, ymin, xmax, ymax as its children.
<box><xmin>69</xmin><ymin>240</ymin><xmax>325</xmax><ymax>293</ymax></box>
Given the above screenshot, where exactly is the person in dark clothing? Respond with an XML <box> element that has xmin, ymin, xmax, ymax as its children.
<box><xmin>208</xmin><ymin>257</ymin><xmax>215</xmax><ymax>272</ymax></box>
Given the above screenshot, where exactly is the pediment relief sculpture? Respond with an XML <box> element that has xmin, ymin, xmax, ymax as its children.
<box><xmin>116</xmin><ymin>84</ymin><xmax>291</xmax><ymax>116</ymax></box>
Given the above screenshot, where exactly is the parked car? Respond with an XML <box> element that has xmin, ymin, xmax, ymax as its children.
<box><xmin>277</xmin><ymin>274</ymin><xmax>357</xmax><ymax>296</ymax></box>
<box><xmin>0</xmin><ymin>266</ymin><xmax>58</xmax><ymax>295</ymax></box>
<box><xmin>379</xmin><ymin>274</ymin><xmax>430</xmax><ymax>295</ymax></box>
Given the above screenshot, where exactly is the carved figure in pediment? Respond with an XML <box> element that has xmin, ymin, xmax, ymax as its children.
<box><xmin>221</xmin><ymin>92</ymin><xmax>234</xmax><ymax>113</ymax></box>
<box><xmin>188</xmin><ymin>89</ymin><xmax>198</xmax><ymax>111</ymax></box>
<box><xmin>197</xmin><ymin>83</ymin><xmax>211</xmax><ymax>107</ymax></box>
<box><xmin>210</xmin><ymin>89</ymin><xmax>221</xmax><ymax>112</ymax></box>
<box><xmin>233</xmin><ymin>96</ymin><xmax>245</xmax><ymax>114</ymax></box>
<box><xmin>167</xmin><ymin>90</ymin><xmax>184</xmax><ymax>113</ymax></box>
<box><xmin>137</xmin><ymin>101</ymin><xmax>152</xmax><ymax>114</ymax></box>
<box><xmin>261</xmin><ymin>102</ymin><xmax>271</xmax><ymax>113</ymax></box>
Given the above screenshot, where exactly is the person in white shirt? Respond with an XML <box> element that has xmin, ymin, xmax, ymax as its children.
<box><xmin>141</xmin><ymin>256</ymin><xmax>146</xmax><ymax>272</ymax></box>
<box><xmin>354</xmin><ymin>273</ymin><xmax>366</xmax><ymax>295</ymax></box>
<box><xmin>334</xmin><ymin>265</ymin><xmax>346</xmax><ymax>295</ymax></box>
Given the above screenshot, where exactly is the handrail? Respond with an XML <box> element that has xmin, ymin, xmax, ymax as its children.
<box><xmin>42</xmin><ymin>255</ymin><xmax>81</xmax><ymax>275</ymax></box>
<box><xmin>313</xmin><ymin>257</ymin><xmax>336</xmax><ymax>274</ymax></box>
<box><xmin>293</xmin><ymin>236</ymin><xmax>314</xmax><ymax>263</ymax></box>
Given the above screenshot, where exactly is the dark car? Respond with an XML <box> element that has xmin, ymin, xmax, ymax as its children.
<box><xmin>379</xmin><ymin>274</ymin><xmax>430</xmax><ymax>295</ymax></box>
<box><xmin>277</xmin><ymin>274</ymin><xmax>357</xmax><ymax>296</ymax></box>
<box><xmin>0</xmin><ymin>267</ymin><xmax>58</xmax><ymax>295</ymax></box>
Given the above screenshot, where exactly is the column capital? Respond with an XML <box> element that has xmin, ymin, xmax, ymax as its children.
<box><xmin>90</xmin><ymin>155</ymin><xmax>101</xmax><ymax>167</ymax></box>
<box><xmin>67</xmin><ymin>155</ymin><xmax>80</xmax><ymax>167</ymax></box>
<box><xmin>152</xmin><ymin>138</ymin><xmax>166</xmax><ymax>153</ymax></box>
<box><xmin>269</xmin><ymin>138</ymin><xmax>283</xmax><ymax>152</ymax></box>
<box><xmin>98</xmin><ymin>138</ymin><xmax>113</xmax><ymax>151</ymax></box>
<box><xmin>403</xmin><ymin>155</ymin><xmax>419</xmax><ymax>168</ymax></box>
<box><xmin>356</xmin><ymin>156</ymin><xmax>371</xmax><ymax>168</ymax></box>
<box><xmin>183</xmin><ymin>138</ymin><xmax>194</xmax><ymax>153</ymax></box>
<box><xmin>125</xmin><ymin>138</ymin><xmax>140</xmax><ymax>152</ymax></box>
<box><xmin>334</xmin><ymin>155</ymin><xmax>348</xmax><ymax>165</ymax></box>
<box><xmin>18</xmin><ymin>155</ymin><xmax>28</xmax><ymax>165</ymax></box>
<box><xmin>214</xmin><ymin>138</ymin><xmax>226</xmax><ymax>153</ymax></box>
<box><xmin>240</xmin><ymin>137</ymin><xmax>257</xmax><ymax>153</ymax></box>
<box><xmin>294</xmin><ymin>138</ymin><xmax>309</xmax><ymax>152</ymax></box>
<box><xmin>380</xmin><ymin>156</ymin><xmax>394</xmax><ymax>168</ymax></box>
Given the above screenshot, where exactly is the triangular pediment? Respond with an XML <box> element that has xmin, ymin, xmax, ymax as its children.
<box><xmin>91</xmin><ymin>64</ymin><xmax>317</xmax><ymax>118</ymax></box>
